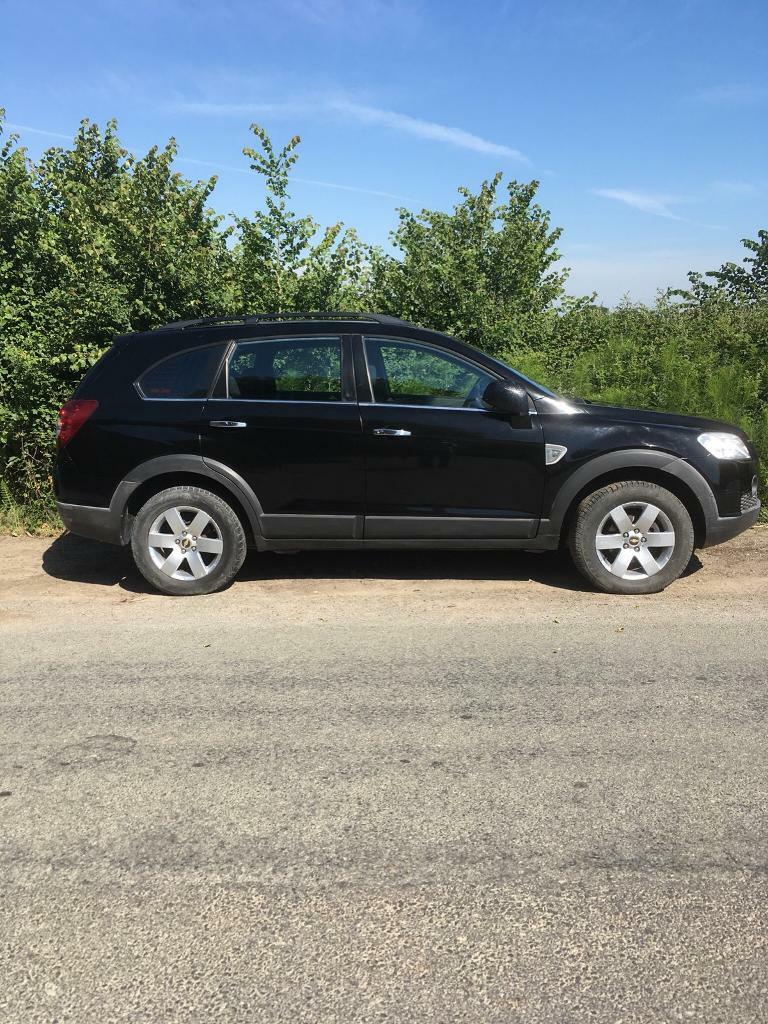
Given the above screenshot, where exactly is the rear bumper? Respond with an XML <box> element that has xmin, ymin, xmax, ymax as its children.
<box><xmin>702</xmin><ymin>502</ymin><xmax>761</xmax><ymax>548</ymax></box>
<box><xmin>56</xmin><ymin>500</ymin><xmax>128</xmax><ymax>546</ymax></box>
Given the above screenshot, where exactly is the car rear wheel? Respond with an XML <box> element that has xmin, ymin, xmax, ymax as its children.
<box><xmin>569</xmin><ymin>480</ymin><xmax>694</xmax><ymax>594</ymax></box>
<box><xmin>131</xmin><ymin>486</ymin><xmax>247</xmax><ymax>596</ymax></box>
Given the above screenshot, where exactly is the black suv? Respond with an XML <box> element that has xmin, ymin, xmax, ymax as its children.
<box><xmin>55</xmin><ymin>312</ymin><xmax>761</xmax><ymax>596</ymax></box>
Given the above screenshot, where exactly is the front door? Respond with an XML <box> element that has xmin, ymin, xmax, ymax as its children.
<box><xmin>201</xmin><ymin>334</ymin><xmax>364</xmax><ymax>539</ymax></box>
<box><xmin>357</xmin><ymin>336</ymin><xmax>545</xmax><ymax>539</ymax></box>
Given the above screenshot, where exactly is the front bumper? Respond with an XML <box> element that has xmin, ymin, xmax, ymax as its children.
<box><xmin>702</xmin><ymin>500</ymin><xmax>761</xmax><ymax>548</ymax></box>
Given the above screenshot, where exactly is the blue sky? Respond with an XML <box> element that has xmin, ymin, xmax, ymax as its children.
<box><xmin>2</xmin><ymin>0</ymin><xmax>767</xmax><ymax>304</ymax></box>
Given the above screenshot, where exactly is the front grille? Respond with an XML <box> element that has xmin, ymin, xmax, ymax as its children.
<box><xmin>740</xmin><ymin>493</ymin><xmax>760</xmax><ymax>514</ymax></box>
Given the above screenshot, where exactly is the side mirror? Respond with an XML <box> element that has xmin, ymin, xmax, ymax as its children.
<box><xmin>482</xmin><ymin>379</ymin><xmax>529</xmax><ymax>416</ymax></box>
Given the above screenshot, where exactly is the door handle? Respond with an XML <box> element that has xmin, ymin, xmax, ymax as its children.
<box><xmin>209</xmin><ymin>420</ymin><xmax>247</xmax><ymax>428</ymax></box>
<box><xmin>373</xmin><ymin>428</ymin><xmax>412</xmax><ymax>437</ymax></box>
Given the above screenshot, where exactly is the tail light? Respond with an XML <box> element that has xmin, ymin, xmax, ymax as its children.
<box><xmin>57</xmin><ymin>399</ymin><xmax>99</xmax><ymax>448</ymax></box>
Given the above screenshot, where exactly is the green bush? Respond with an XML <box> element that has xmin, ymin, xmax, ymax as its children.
<box><xmin>1</xmin><ymin>112</ymin><xmax>766</xmax><ymax>531</ymax></box>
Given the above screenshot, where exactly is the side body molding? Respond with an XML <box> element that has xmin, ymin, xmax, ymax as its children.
<box><xmin>537</xmin><ymin>449</ymin><xmax>719</xmax><ymax>545</ymax></box>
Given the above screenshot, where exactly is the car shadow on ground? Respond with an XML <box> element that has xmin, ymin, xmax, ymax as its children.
<box><xmin>42</xmin><ymin>532</ymin><xmax>702</xmax><ymax>596</ymax></box>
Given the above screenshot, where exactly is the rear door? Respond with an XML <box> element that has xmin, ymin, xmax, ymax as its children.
<box><xmin>201</xmin><ymin>334</ymin><xmax>364</xmax><ymax>540</ymax></box>
<box><xmin>357</xmin><ymin>336</ymin><xmax>545</xmax><ymax>539</ymax></box>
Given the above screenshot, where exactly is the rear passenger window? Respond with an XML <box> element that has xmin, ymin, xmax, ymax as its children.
<box><xmin>228</xmin><ymin>337</ymin><xmax>342</xmax><ymax>401</ymax></box>
<box><xmin>137</xmin><ymin>344</ymin><xmax>226</xmax><ymax>399</ymax></box>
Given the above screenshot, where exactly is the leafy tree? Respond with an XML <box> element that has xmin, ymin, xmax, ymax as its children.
<box><xmin>676</xmin><ymin>230</ymin><xmax>768</xmax><ymax>305</ymax></box>
<box><xmin>233</xmin><ymin>124</ymin><xmax>380</xmax><ymax>312</ymax></box>
<box><xmin>373</xmin><ymin>175</ymin><xmax>578</xmax><ymax>354</ymax></box>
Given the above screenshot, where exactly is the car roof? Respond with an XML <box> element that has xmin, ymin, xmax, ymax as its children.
<box><xmin>115</xmin><ymin>311</ymin><xmax>469</xmax><ymax>354</ymax></box>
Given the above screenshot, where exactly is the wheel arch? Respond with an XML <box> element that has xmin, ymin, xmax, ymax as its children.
<box><xmin>543</xmin><ymin>450</ymin><xmax>717</xmax><ymax>549</ymax></box>
<box><xmin>116</xmin><ymin>456</ymin><xmax>263</xmax><ymax>546</ymax></box>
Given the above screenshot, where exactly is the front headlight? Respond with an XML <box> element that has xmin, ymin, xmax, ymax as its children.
<box><xmin>697</xmin><ymin>432</ymin><xmax>751</xmax><ymax>460</ymax></box>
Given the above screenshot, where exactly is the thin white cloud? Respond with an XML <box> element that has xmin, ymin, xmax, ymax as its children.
<box><xmin>331</xmin><ymin>100</ymin><xmax>527</xmax><ymax>160</ymax></box>
<box><xmin>592</xmin><ymin>188</ymin><xmax>685</xmax><ymax>221</ymax></box>
<box><xmin>177</xmin><ymin>157</ymin><xmax>413</xmax><ymax>201</ymax></box>
<box><xmin>293</xmin><ymin>176</ymin><xmax>414</xmax><ymax>202</ymax></box>
<box><xmin>690</xmin><ymin>83</ymin><xmax>768</xmax><ymax>105</ymax></box>
<box><xmin>177</xmin><ymin>157</ymin><xmax>253</xmax><ymax>174</ymax></box>
<box><xmin>170</xmin><ymin>94</ymin><xmax>528</xmax><ymax>160</ymax></box>
<box><xmin>5</xmin><ymin>122</ymin><xmax>71</xmax><ymax>140</ymax></box>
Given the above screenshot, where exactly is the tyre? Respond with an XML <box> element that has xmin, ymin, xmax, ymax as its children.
<box><xmin>569</xmin><ymin>480</ymin><xmax>694</xmax><ymax>594</ymax></box>
<box><xmin>130</xmin><ymin>486</ymin><xmax>247</xmax><ymax>596</ymax></box>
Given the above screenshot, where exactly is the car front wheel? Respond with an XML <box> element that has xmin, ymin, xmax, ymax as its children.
<box><xmin>131</xmin><ymin>486</ymin><xmax>247</xmax><ymax>596</ymax></box>
<box><xmin>569</xmin><ymin>480</ymin><xmax>695</xmax><ymax>594</ymax></box>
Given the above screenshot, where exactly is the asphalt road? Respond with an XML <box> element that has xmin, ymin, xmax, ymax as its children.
<box><xmin>1</xmin><ymin>530</ymin><xmax>768</xmax><ymax>1023</ymax></box>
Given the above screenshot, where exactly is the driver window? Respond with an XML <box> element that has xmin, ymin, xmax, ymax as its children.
<box><xmin>364</xmin><ymin>337</ymin><xmax>494</xmax><ymax>408</ymax></box>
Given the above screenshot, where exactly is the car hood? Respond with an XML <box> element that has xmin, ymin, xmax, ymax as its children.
<box><xmin>577</xmin><ymin>401</ymin><xmax>745</xmax><ymax>436</ymax></box>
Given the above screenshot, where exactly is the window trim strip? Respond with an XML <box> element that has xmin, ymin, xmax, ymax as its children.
<box><xmin>206</xmin><ymin>397</ymin><xmax>354</xmax><ymax>407</ymax></box>
<box><xmin>203</xmin><ymin>399</ymin><xmax>494</xmax><ymax>411</ymax></box>
<box><xmin>357</xmin><ymin>401</ymin><xmax>488</xmax><ymax>413</ymax></box>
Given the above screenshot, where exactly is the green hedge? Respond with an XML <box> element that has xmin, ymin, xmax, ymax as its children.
<box><xmin>1</xmin><ymin>114</ymin><xmax>766</xmax><ymax>531</ymax></box>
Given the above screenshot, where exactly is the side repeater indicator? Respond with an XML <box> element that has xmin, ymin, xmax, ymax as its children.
<box><xmin>545</xmin><ymin>444</ymin><xmax>568</xmax><ymax>466</ymax></box>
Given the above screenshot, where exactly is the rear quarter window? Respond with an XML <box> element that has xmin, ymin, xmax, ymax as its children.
<box><xmin>137</xmin><ymin>344</ymin><xmax>226</xmax><ymax>399</ymax></box>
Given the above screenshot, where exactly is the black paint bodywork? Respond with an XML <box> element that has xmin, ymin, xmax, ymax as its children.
<box><xmin>54</xmin><ymin>315</ymin><xmax>761</xmax><ymax>551</ymax></box>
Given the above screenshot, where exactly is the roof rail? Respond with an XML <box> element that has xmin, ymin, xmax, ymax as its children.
<box><xmin>154</xmin><ymin>311</ymin><xmax>418</xmax><ymax>332</ymax></box>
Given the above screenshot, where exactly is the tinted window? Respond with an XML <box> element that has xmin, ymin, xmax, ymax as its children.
<box><xmin>138</xmin><ymin>344</ymin><xmax>226</xmax><ymax>399</ymax></box>
<box><xmin>228</xmin><ymin>337</ymin><xmax>342</xmax><ymax>401</ymax></box>
<box><xmin>365</xmin><ymin>338</ymin><xmax>494</xmax><ymax>408</ymax></box>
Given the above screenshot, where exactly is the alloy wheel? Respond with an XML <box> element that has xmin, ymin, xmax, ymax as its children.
<box><xmin>595</xmin><ymin>502</ymin><xmax>676</xmax><ymax>580</ymax></box>
<box><xmin>147</xmin><ymin>506</ymin><xmax>224</xmax><ymax>581</ymax></box>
